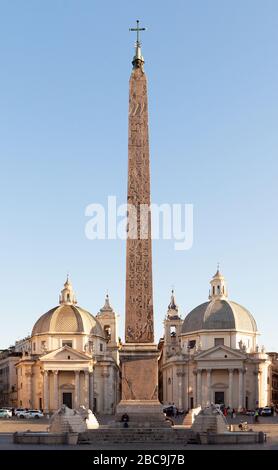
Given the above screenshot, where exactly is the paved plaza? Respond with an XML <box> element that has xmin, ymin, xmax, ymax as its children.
<box><xmin>0</xmin><ymin>415</ymin><xmax>278</xmax><ymax>450</ymax></box>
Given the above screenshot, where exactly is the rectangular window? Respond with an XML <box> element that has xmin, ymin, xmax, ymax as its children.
<box><xmin>62</xmin><ymin>341</ymin><xmax>73</xmax><ymax>348</ymax></box>
<box><xmin>100</xmin><ymin>343</ymin><xmax>103</xmax><ymax>352</ymax></box>
<box><xmin>188</xmin><ymin>340</ymin><xmax>196</xmax><ymax>349</ymax></box>
<box><xmin>214</xmin><ymin>338</ymin><xmax>224</xmax><ymax>346</ymax></box>
<box><xmin>33</xmin><ymin>343</ymin><xmax>36</xmax><ymax>351</ymax></box>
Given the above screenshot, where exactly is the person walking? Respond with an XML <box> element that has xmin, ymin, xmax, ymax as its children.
<box><xmin>254</xmin><ymin>409</ymin><xmax>259</xmax><ymax>423</ymax></box>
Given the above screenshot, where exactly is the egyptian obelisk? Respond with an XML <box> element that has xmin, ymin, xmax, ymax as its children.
<box><xmin>116</xmin><ymin>21</ymin><xmax>164</xmax><ymax>423</ymax></box>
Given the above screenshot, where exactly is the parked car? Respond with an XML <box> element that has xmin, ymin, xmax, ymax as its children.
<box><xmin>0</xmin><ymin>408</ymin><xmax>12</xmax><ymax>419</ymax></box>
<box><xmin>26</xmin><ymin>410</ymin><xmax>44</xmax><ymax>419</ymax></box>
<box><xmin>245</xmin><ymin>409</ymin><xmax>255</xmax><ymax>416</ymax></box>
<box><xmin>261</xmin><ymin>407</ymin><xmax>272</xmax><ymax>416</ymax></box>
<box><xmin>15</xmin><ymin>409</ymin><xmax>30</xmax><ymax>419</ymax></box>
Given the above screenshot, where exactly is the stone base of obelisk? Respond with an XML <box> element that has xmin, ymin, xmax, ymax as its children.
<box><xmin>115</xmin><ymin>343</ymin><xmax>170</xmax><ymax>428</ymax></box>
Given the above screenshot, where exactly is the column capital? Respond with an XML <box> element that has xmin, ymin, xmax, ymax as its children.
<box><xmin>75</xmin><ymin>370</ymin><xmax>80</xmax><ymax>376</ymax></box>
<box><xmin>206</xmin><ymin>368</ymin><xmax>212</xmax><ymax>373</ymax></box>
<box><xmin>43</xmin><ymin>370</ymin><xmax>49</xmax><ymax>376</ymax></box>
<box><xmin>53</xmin><ymin>370</ymin><xmax>59</xmax><ymax>375</ymax></box>
<box><xmin>176</xmin><ymin>370</ymin><xmax>185</xmax><ymax>377</ymax></box>
<box><xmin>228</xmin><ymin>368</ymin><xmax>234</xmax><ymax>373</ymax></box>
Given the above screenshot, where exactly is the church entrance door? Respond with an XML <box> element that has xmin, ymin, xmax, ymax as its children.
<box><xmin>63</xmin><ymin>392</ymin><xmax>72</xmax><ymax>408</ymax></box>
<box><xmin>214</xmin><ymin>391</ymin><xmax>224</xmax><ymax>404</ymax></box>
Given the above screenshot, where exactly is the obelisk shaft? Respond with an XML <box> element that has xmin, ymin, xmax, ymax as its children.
<box><xmin>125</xmin><ymin>66</ymin><xmax>154</xmax><ymax>344</ymax></box>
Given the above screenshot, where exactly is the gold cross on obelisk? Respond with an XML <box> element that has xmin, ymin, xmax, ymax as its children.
<box><xmin>129</xmin><ymin>19</ymin><xmax>146</xmax><ymax>44</ymax></box>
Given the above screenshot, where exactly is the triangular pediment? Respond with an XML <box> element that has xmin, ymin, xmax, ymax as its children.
<box><xmin>40</xmin><ymin>345</ymin><xmax>91</xmax><ymax>362</ymax></box>
<box><xmin>195</xmin><ymin>344</ymin><xmax>246</xmax><ymax>360</ymax></box>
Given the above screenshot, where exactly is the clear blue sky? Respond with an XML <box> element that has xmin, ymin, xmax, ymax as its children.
<box><xmin>0</xmin><ymin>1</ymin><xmax>277</xmax><ymax>350</ymax></box>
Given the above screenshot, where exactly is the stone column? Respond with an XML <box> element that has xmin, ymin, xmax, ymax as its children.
<box><xmin>206</xmin><ymin>369</ymin><xmax>211</xmax><ymax>405</ymax></box>
<box><xmin>53</xmin><ymin>370</ymin><xmax>59</xmax><ymax>410</ymax></box>
<box><xmin>238</xmin><ymin>368</ymin><xmax>244</xmax><ymax>410</ymax></box>
<box><xmin>89</xmin><ymin>371</ymin><xmax>94</xmax><ymax>411</ymax></box>
<box><xmin>177</xmin><ymin>371</ymin><xmax>184</xmax><ymax>410</ymax></box>
<box><xmin>253</xmin><ymin>369</ymin><xmax>260</xmax><ymax>407</ymax></box>
<box><xmin>102</xmin><ymin>369</ymin><xmax>110</xmax><ymax>413</ymax></box>
<box><xmin>242</xmin><ymin>368</ymin><xmax>246</xmax><ymax>408</ymax></box>
<box><xmin>197</xmin><ymin>369</ymin><xmax>202</xmax><ymax>407</ymax></box>
<box><xmin>193</xmin><ymin>370</ymin><xmax>197</xmax><ymax>408</ymax></box>
<box><xmin>228</xmin><ymin>368</ymin><xmax>234</xmax><ymax>408</ymax></box>
<box><xmin>84</xmin><ymin>371</ymin><xmax>89</xmax><ymax>408</ymax></box>
<box><xmin>43</xmin><ymin>370</ymin><xmax>49</xmax><ymax>413</ymax></box>
<box><xmin>74</xmin><ymin>371</ymin><xmax>80</xmax><ymax>408</ymax></box>
<box><xmin>163</xmin><ymin>371</ymin><xmax>167</xmax><ymax>405</ymax></box>
<box><xmin>25</xmin><ymin>370</ymin><xmax>33</xmax><ymax>408</ymax></box>
<box><xmin>110</xmin><ymin>368</ymin><xmax>116</xmax><ymax>414</ymax></box>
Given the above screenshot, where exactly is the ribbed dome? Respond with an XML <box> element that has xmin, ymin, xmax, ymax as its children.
<box><xmin>32</xmin><ymin>305</ymin><xmax>105</xmax><ymax>338</ymax></box>
<box><xmin>182</xmin><ymin>299</ymin><xmax>257</xmax><ymax>334</ymax></box>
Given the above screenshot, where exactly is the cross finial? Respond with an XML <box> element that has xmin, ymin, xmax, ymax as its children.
<box><xmin>129</xmin><ymin>19</ymin><xmax>146</xmax><ymax>45</ymax></box>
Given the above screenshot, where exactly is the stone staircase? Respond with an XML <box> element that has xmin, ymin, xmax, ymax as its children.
<box><xmin>79</xmin><ymin>426</ymin><xmax>192</xmax><ymax>445</ymax></box>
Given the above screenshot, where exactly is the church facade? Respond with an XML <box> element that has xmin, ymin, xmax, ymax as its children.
<box><xmin>159</xmin><ymin>269</ymin><xmax>274</xmax><ymax>411</ymax></box>
<box><xmin>7</xmin><ymin>278</ymin><xmax>120</xmax><ymax>414</ymax></box>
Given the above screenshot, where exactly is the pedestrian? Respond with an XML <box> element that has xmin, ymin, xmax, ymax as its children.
<box><xmin>121</xmin><ymin>413</ymin><xmax>129</xmax><ymax>428</ymax></box>
<box><xmin>254</xmin><ymin>409</ymin><xmax>259</xmax><ymax>423</ymax></box>
<box><xmin>232</xmin><ymin>408</ymin><xmax>236</xmax><ymax>419</ymax></box>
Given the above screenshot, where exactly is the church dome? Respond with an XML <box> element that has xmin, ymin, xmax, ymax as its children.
<box><xmin>32</xmin><ymin>305</ymin><xmax>105</xmax><ymax>337</ymax></box>
<box><xmin>181</xmin><ymin>270</ymin><xmax>258</xmax><ymax>334</ymax></box>
<box><xmin>32</xmin><ymin>278</ymin><xmax>105</xmax><ymax>338</ymax></box>
<box><xmin>182</xmin><ymin>299</ymin><xmax>257</xmax><ymax>334</ymax></box>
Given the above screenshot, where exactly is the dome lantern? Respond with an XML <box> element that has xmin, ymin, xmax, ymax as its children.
<box><xmin>209</xmin><ymin>265</ymin><xmax>228</xmax><ymax>300</ymax></box>
<box><xmin>59</xmin><ymin>275</ymin><xmax>77</xmax><ymax>306</ymax></box>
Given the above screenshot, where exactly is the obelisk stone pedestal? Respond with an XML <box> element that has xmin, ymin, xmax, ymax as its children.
<box><xmin>116</xmin><ymin>344</ymin><xmax>167</xmax><ymax>426</ymax></box>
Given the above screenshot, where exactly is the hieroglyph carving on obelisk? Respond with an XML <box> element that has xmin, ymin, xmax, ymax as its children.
<box><xmin>125</xmin><ymin>21</ymin><xmax>154</xmax><ymax>344</ymax></box>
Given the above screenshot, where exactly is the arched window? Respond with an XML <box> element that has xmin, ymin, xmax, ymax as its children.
<box><xmin>168</xmin><ymin>378</ymin><xmax>171</xmax><ymax>385</ymax></box>
<box><xmin>213</xmin><ymin>286</ymin><xmax>215</xmax><ymax>295</ymax></box>
<box><xmin>104</xmin><ymin>325</ymin><xmax>111</xmax><ymax>342</ymax></box>
<box><xmin>170</xmin><ymin>326</ymin><xmax>176</xmax><ymax>338</ymax></box>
